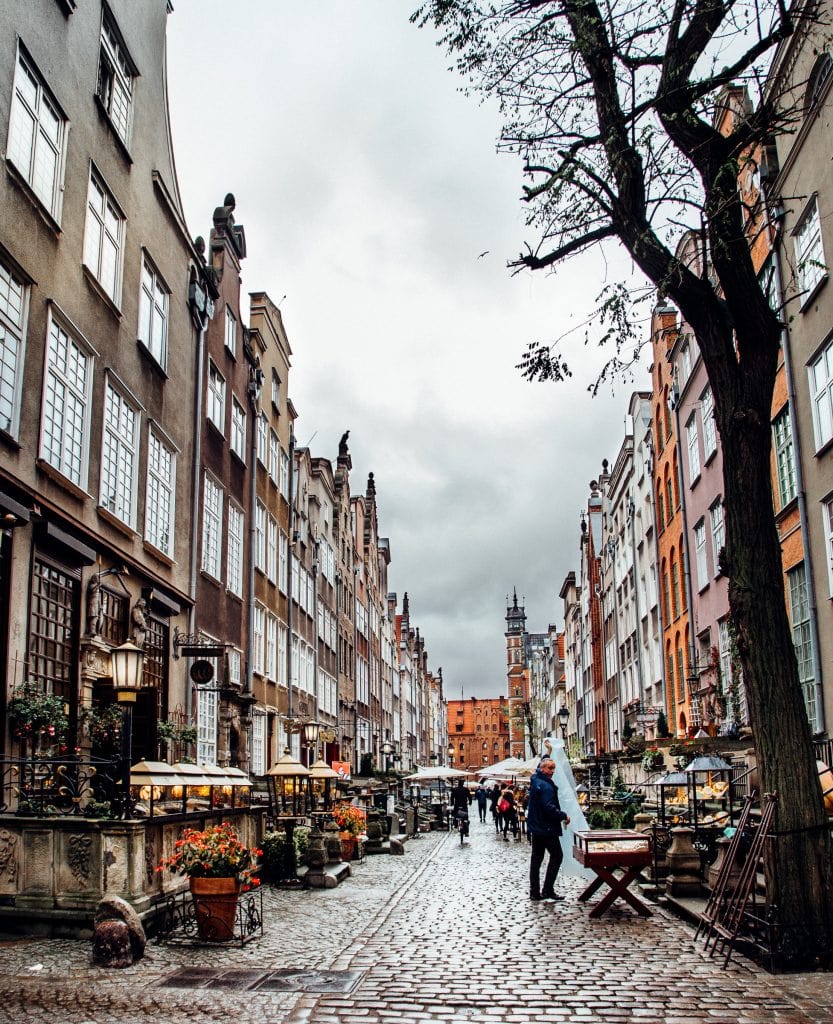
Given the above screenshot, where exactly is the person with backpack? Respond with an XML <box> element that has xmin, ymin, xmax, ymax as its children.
<box><xmin>497</xmin><ymin>783</ymin><xmax>517</xmax><ymax>841</ymax></box>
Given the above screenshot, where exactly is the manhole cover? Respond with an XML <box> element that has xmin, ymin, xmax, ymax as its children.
<box><xmin>160</xmin><ymin>967</ymin><xmax>362</xmax><ymax>993</ymax></box>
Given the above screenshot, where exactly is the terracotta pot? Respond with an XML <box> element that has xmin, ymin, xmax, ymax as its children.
<box><xmin>339</xmin><ymin>835</ymin><xmax>357</xmax><ymax>861</ymax></box>
<box><xmin>189</xmin><ymin>876</ymin><xmax>241</xmax><ymax>942</ymax></box>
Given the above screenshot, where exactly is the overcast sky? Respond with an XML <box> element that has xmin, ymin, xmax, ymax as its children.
<box><xmin>166</xmin><ymin>0</ymin><xmax>648</xmax><ymax>700</ymax></box>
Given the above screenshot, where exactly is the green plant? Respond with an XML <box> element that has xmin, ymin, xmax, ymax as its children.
<box><xmin>80</xmin><ymin>703</ymin><xmax>123</xmax><ymax>747</ymax></box>
<box><xmin>157</xmin><ymin>823</ymin><xmax>261</xmax><ymax>888</ymax></box>
<box><xmin>8</xmin><ymin>682</ymin><xmax>68</xmax><ymax>743</ymax></box>
<box><xmin>178</xmin><ymin>725</ymin><xmax>198</xmax><ymax>745</ymax></box>
<box><xmin>641</xmin><ymin>747</ymin><xmax>664</xmax><ymax>772</ymax></box>
<box><xmin>261</xmin><ymin>828</ymin><xmax>310</xmax><ymax>876</ymax></box>
<box><xmin>655</xmin><ymin>710</ymin><xmax>670</xmax><ymax>739</ymax></box>
<box><xmin>84</xmin><ymin>799</ymin><xmax>115</xmax><ymax>819</ymax></box>
<box><xmin>156</xmin><ymin>720</ymin><xmax>177</xmax><ymax>741</ymax></box>
<box><xmin>586</xmin><ymin>808</ymin><xmax>618</xmax><ymax>829</ymax></box>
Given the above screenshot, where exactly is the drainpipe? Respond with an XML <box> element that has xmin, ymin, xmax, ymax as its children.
<box><xmin>770</xmin><ymin>244</ymin><xmax>826</xmax><ymax>733</ymax></box>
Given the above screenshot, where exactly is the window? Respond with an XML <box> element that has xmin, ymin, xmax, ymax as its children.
<box><xmin>277</xmin><ymin>623</ymin><xmax>287</xmax><ymax>686</ymax></box>
<box><xmin>266</xmin><ymin>612</ymin><xmax>277</xmax><ymax>681</ymax></box>
<box><xmin>100</xmin><ymin>380</ymin><xmax>138</xmax><ymax>525</ymax></box>
<box><xmin>255</xmin><ymin>501</ymin><xmax>266</xmax><ymax>572</ymax></box>
<box><xmin>0</xmin><ymin>256</ymin><xmax>28</xmax><ymax>435</ymax></box>
<box><xmin>279</xmin><ymin>530</ymin><xmax>288</xmax><ymax>594</ymax></box>
<box><xmin>787</xmin><ymin>563</ymin><xmax>818</xmax><ymax>731</ymax></box>
<box><xmin>822</xmin><ymin>497</ymin><xmax>833</xmax><ymax>598</ymax></box>
<box><xmin>773</xmin><ymin>407</ymin><xmax>797</xmax><ymax>506</ymax></box>
<box><xmin>269</xmin><ymin>429</ymin><xmax>279</xmax><ymax>483</ymax></box>
<box><xmin>806</xmin><ymin>53</ymin><xmax>833</xmax><ymax>114</ymax></box>
<box><xmin>670</xmin><ymin>557</ymin><xmax>680</xmax><ymax>619</ymax></box>
<box><xmin>145</xmin><ymin>428</ymin><xmax>175</xmax><ymax>556</ymax></box>
<box><xmin>207</xmin><ymin>361</ymin><xmax>225</xmax><ymax>432</ymax></box>
<box><xmin>227</xmin><ymin>649</ymin><xmax>241</xmax><ymax>688</ymax></box>
<box><xmin>809</xmin><ymin>339</ymin><xmax>833</xmax><ymax>449</ymax></box>
<box><xmin>710</xmin><ymin>500</ymin><xmax>725</xmax><ymax>574</ymax></box>
<box><xmin>83</xmin><ymin>170</ymin><xmax>124</xmax><ymax>305</ymax></box>
<box><xmin>271</xmin><ymin>370</ymin><xmax>280</xmax><ymax>409</ymax></box>
<box><xmin>197</xmin><ymin>687</ymin><xmax>217</xmax><ymax>765</ymax></box>
<box><xmin>251</xmin><ymin>714</ymin><xmax>266</xmax><ymax>776</ymax></box>
<box><xmin>40</xmin><ymin>314</ymin><xmax>92</xmax><ymax>487</ymax></box>
<box><xmin>29</xmin><ymin>557</ymin><xmax>78</xmax><ymax>700</ymax></box>
<box><xmin>680</xmin><ymin>342</ymin><xmax>691</xmax><ymax>384</ymax></box>
<box><xmin>227</xmin><ymin>503</ymin><xmax>243</xmax><ymax>597</ymax></box>
<box><xmin>201</xmin><ymin>476</ymin><xmax>223</xmax><ymax>579</ymax></box>
<box><xmin>8</xmin><ymin>49</ymin><xmax>66</xmax><ymax>218</ymax></box>
<box><xmin>267</xmin><ymin>514</ymin><xmax>278</xmax><ymax>583</ymax></box>
<box><xmin>701</xmin><ymin>387</ymin><xmax>716</xmax><ymax>460</ymax></box>
<box><xmin>224</xmin><ymin>305</ymin><xmax>236</xmax><ymax>357</ymax></box>
<box><xmin>280</xmin><ymin>448</ymin><xmax>289</xmax><ymax>499</ymax></box>
<box><xmin>686</xmin><ymin>414</ymin><xmax>700</xmax><ymax>480</ymax></box>
<box><xmin>231</xmin><ymin>396</ymin><xmax>246</xmax><ymax>460</ymax></box>
<box><xmin>665</xmin><ymin>475</ymin><xmax>674</xmax><ymax>522</ymax></box>
<box><xmin>694</xmin><ymin>520</ymin><xmax>708</xmax><ymax>590</ymax></box>
<box><xmin>97</xmin><ymin>11</ymin><xmax>134</xmax><ymax>146</ymax></box>
<box><xmin>252</xmin><ymin>604</ymin><xmax>265</xmax><ymax>675</ymax></box>
<box><xmin>257</xmin><ymin>413</ymin><xmax>268</xmax><ymax>465</ymax></box>
<box><xmin>138</xmin><ymin>257</ymin><xmax>168</xmax><ymax>368</ymax></box>
<box><xmin>794</xmin><ymin>196</ymin><xmax>826</xmax><ymax>299</ymax></box>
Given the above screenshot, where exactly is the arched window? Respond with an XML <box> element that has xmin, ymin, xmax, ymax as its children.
<box><xmin>656</xmin><ymin>480</ymin><xmax>665</xmax><ymax>530</ymax></box>
<box><xmin>670</xmin><ymin>548</ymin><xmax>680</xmax><ymax>619</ymax></box>
<box><xmin>806</xmin><ymin>53</ymin><xmax>833</xmax><ymax>114</ymax></box>
<box><xmin>656</xmin><ymin>403</ymin><xmax>664</xmax><ymax>450</ymax></box>
<box><xmin>678</xmin><ymin>549</ymin><xmax>687</xmax><ymax>612</ymax></box>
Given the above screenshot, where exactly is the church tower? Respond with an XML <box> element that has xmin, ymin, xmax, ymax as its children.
<box><xmin>505</xmin><ymin>590</ymin><xmax>529</xmax><ymax>757</ymax></box>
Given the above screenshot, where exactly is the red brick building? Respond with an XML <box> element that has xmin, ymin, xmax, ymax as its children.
<box><xmin>447</xmin><ymin>697</ymin><xmax>509</xmax><ymax>771</ymax></box>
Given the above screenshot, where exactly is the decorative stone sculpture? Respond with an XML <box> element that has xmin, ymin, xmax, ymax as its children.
<box><xmin>389</xmin><ymin>837</ymin><xmax>405</xmax><ymax>856</ymax></box>
<box><xmin>91</xmin><ymin>919</ymin><xmax>133</xmax><ymax>969</ymax></box>
<box><xmin>130</xmin><ymin>598</ymin><xmax>148</xmax><ymax>648</ymax></box>
<box><xmin>94</xmin><ymin>894</ymin><xmax>146</xmax><ymax>962</ymax></box>
<box><xmin>86</xmin><ymin>575</ymin><xmax>103</xmax><ymax>637</ymax></box>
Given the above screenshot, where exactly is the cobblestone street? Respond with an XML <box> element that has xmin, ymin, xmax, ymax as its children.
<box><xmin>1</xmin><ymin>822</ymin><xmax>832</xmax><ymax>1024</ymax></box>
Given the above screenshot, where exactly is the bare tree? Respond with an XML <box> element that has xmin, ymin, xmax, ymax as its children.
<box><xmin>414</xmin><ymin>0</ymin><xmax>833</xmax><ymax>965</ymax></box>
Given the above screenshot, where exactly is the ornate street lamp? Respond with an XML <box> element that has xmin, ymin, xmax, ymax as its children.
<box><xmin>557</xmin><ymin>705</ymin><xmax>570</xmax><ymax>741</ymax></box>
<box><xmin>111</xmin><ymin>640</ymin><xmax>146</xmax><ymax>819</ymax></box>
<box><xmin>381</xmin><ymin>739</ymin><xmax>393</xmax><ymax>774</ymax></box>
<box><xmin>301</xmin><ymin>720</ymin><xmax>321</xmax><ymax>768</ymax></box>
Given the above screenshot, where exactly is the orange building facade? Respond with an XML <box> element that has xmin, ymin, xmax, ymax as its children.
<box><xmin>447</xmin><ymin>697</ymin><xmax>510</xmax><ymax>771</ymax></box>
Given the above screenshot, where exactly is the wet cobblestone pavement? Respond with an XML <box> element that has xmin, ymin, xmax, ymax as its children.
<box><xmin>1</xmin><ymin>821</ymin><xmax>833</xmax><ymax>1023</ymax></box>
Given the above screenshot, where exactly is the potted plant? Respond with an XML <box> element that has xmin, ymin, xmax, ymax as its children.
<box><xmin>80</xmin><ymin>703</ymin><xmax>123</xmax><ymax>754</ymax></box>
<box><xmin>8</xmin><ymin>682</ymin><xmax>68</xmax><ymax>756</ymax></box>
<box><xmin>157</xmin><ymin>823</ymin><xmax>261</xmax><ymax>941</ymax></box>
<box><xmin>331</xmin><ymin>802</ymin><xmax>366</xmax><ymax>860</ymax></box>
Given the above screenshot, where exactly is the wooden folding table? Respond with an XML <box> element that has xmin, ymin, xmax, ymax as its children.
<box><xmin>573</xmin><ymin>829</ymin><xmax>653</xmax><ymax>919</ymax></box>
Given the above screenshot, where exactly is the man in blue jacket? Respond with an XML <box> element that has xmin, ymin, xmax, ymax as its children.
<box><xmin>526</xmin><ymin>757</ymin><xmax>570</xmax><ymax>901</ymax></box>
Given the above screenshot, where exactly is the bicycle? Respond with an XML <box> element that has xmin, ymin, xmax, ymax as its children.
<box><xmin>455</xmin><ymin>809</ymin><xmax>470</xmax><ymax>844</ymax></box>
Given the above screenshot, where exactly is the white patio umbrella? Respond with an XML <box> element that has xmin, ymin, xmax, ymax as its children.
<box><xmin>478</xmin><ymin>756</ymin><xmax>526</xmax><ymax>777</ymax></box>
<box><xmin>403</xmin><ymin>765</ymin><xmax>470</xmax><ymax>781</ymax></box>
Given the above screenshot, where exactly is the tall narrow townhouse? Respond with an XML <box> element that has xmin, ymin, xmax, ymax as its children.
<box><xmin>559</xmin><ymin>571</ymin><xmax>581</xmax><ymax>746</ymax></box>
<box><xmin>192</xmin><ymin>196</ymin><xmax>259</xmax><ymax>770</ymax></box>
<box><xmin>309</xmin><ymin>455</ymin><xmax>339</xmax><ymax>761</ymax></box>
<box><xmin>248</xmin><ymin>291</ymin><xmax>295</xmax><ymax>772</ymax></box>
<box><xmin>767</xmin><ymin>17</ymin><xmax>832</xmax><ymax>739</ymax></box>
<box><xmin>333</xmin><ymin>431</ymin><xmax>357</xmax><ymax>771</ymax></box>
<box><xmin>387</xmin><ymin>592</ymin><xmax>402</xmax><ymax>760</ymax></box>
<box><xmin>0</xmin><ymin>1</ymin><xmax>204</xmax><ymax>765</ymax></box>
<box><xmin>650</xmin><ymin>305</ymin><xmax>692</xmax><ymax>736</ymax></box>
<box><xmin>351</xmin><ymin>490</ymin><xmax>371</xmax><ymax>771</ymax></box>
<box><xmin>395</xmin><ymin>592</ymin><xmax>417</xmax><ymax>771</ymax></box>
<box><xmin>579</xmin><ymin>481</ymin><xmax>606</xmax><ymax>753</ymax></box>
<box><xmin>627</xmin><ymin>392</ymin><xmax>665</xmax><ymax>737</ymax></box>
<box><xmin>289</xmin><ymin>446</ymin><xmax>318</xmax><ymax>764</ymax></box>
<box><xmin>504</xmin><ymin>590</ymin><xmax>528</xmax><ymax>757</ymax></box>
<box><xmin>361</xmin><ymin>472</ymin><xmax>389</xmax><ymax>768</ymax></box>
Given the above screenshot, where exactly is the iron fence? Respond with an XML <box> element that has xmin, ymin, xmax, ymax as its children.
<box><xmin>0</xmin><ymin>755</ymin><xmax>121</xmax><ymax>817</ymax></box>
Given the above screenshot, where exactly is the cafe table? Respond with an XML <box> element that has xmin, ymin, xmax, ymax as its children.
<box><xmin>573</xmin><ymin>829</ymin><xmax>654</xmax><ymax>918</ymax></box>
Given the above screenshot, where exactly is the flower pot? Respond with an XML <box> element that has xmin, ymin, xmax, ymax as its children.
<box><xmin>189</xmin><ymin>876</ymin><xmax>241</xmax><ymax>942</ymax></box>
<box><xmin>339</xmin><ymin>834</ymin><xmax>357</xmax><ymax>861</ymax></box>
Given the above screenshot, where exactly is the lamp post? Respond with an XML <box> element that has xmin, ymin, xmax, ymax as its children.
<box><xmin>382</xmin><ymin>739</ymin><xmax>393</xmax><ymax>775</ymax></box>
<box><xmin>111</xmin><ymin>640</ymin><xmax>145</xmax><ymax>819</ymax></box>
<box><xmin>409</xmin><ymin>781</ymin><xmax>421</xmax><ymax>838</ymax></box>
<box><xmin>557</xmin><ymin>704</ymin><xmax>570</xmax><ymax>741</ymax></box>
<box><xmin>301</xmin><ymin>720</ymin><xmax>321</xmax><ymax>769</ymax></box>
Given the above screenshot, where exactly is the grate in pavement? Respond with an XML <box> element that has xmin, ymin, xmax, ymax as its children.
<box><xmin>160</xmin><ymin>967</ymin><xmax>362</xmax><ymax>993</ymax></box>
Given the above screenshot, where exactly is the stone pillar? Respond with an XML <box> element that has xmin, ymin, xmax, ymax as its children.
<box><xmin>365</xmin><ymin>809</ymin><xmax>384</xmax><ymax>853</ymax></box>
<box><xmin>665</xmin><ymin>826</ymin><xmax>703</xmax><ymax>898</ymax></box>
<box><xmin>707</xmin><ymin>835</ymin><xmax>740</xmax><ymax>894</ymax></box>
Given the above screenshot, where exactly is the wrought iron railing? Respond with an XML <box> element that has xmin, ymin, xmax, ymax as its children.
<box><xmin>813</xmin><ymin>737</ymin><xmax>833</xmax><ymax>769</ymax></box>
<box><xmin>0</xmin><ymin>755</ymin><xmax>121</xmax><ymax>817</ymax></box>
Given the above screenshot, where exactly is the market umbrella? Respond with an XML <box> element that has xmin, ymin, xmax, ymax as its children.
<box><xmin>403</xmin><ymin>765</ymin><xmax>469</xmax><ymax>781</ymax></box>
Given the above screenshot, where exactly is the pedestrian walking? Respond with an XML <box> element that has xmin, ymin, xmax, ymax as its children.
<box><xmin>474</xmin><ymin>781</ymin><xmax>488</xmax><ymax>822</ymax></box>
<box><xmin>450</xmin><ymin>778</ymin><xmax>470</xmax><ymax>836</ymax></box>
<box><xmin>526</xmin><ymin>756</ymin><xmax>570</xmax><ymax>901</ymax></box>
<box><xmin>489</xmin><ymin>781</ymin><xmax>501</xmax><ymax>833</ymax></box>
<box><xmin>497</xmin><ymin>783</ymin><xmax>516</xmax><ymax>841</ymax></box>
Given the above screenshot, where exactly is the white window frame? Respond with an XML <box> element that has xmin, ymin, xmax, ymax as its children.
<box><xmin>269</xmin><ymin>428</ymin><xmax>279</xmax><ymax>483</ymax></box>
<box><xmin>224</xmin><ymin>305</ymin><xmax>237</xmax><ymax>358</ymax></box>
<box><xmin>83</xmin><ymin>168</ymin><xmax>125</xmax><ymax>306</ymax></box>
<box><xmin>823</xmin><ymin>496</ymin><xmax>833</xmax><ymax>598</ymax></box>
<box><xmin>207</xmin><ymin>361</ymin><xmax>225</xmax><ymax>433</ymax></box>
<box><xmin>809</xmin><ymin>339</ymin><xmax>833</xmax><ymax>451</ymax></box>
<box><xmin>279</xmin><ymin>530</ymin><xmax>288</xmax><ymax>594</ymax></box>
<box><xmin>251</xmin><ymin>713</ymin><xmax>266</xmax><ymax>776</ymax></box>
<box><xmin>279</xmin><ymin>448</ymin><xmax>289</xmax><ymax>499</ymax></box>
<box><xmin>267</xmin><ymin>513</ymin><xmax>278</xmax><ymax>583</ymax></box>
<box><xmin>227</xmin><ymin>649</ymin><xmax>242</xmax><ymax>688</ymax></box>
<box><xmin>701</xmin><ymin>387</ymin><xmax>716</xmax><ymax>460</ymax></box>
<box><xmin>710</xmin><ymin>500</ymin><xmax>725</xmax><ymax>575</ymax></box>
<box><xmin>197</xmin><ymin>687</ymin><xmax>218</xmax><ymax>766</ymax></box>
<box><xmin>787</xmin><ymin>562</ymin><xmax>818</xmax><ymax>731</ymax></box>
<box><xmin>794</xmin><ymin>195</ymin><xmax>826</xmax><ymax>300</ymax></box>
<box><xmin>271</xmin><ymin>370</ymin><xmax>280</xmax><ymax>409</ymax></box>
<box><xmin>266</xmin><ymin>612</ymin><xmax>277</xmax><ymax>681</ymax></box>
<box><xmin>99</xmin><ymin>378</ymin><xmax>139</xmax><ymax>527</ymax></box>
<box><xmin>694</xmin><ymin>519</ymin><xmax>708</xmax><ymax>591</ymax></box>
<box><xmin>0</xmin><ymin>255</ymin><xmax>29</xmax><ymax>437</ymax></box>
<box><xmin>97</xmin><ymin>11</ymin><xmax>134</xmax><ymax>146</ymax></box>
<box><xmin>8</xmin><ymin>47</ymin><xmax>67</xmax><ymax>220</ymax></box>
<box><xmin>231</xmin><ymin>396</ymin><xmax>246</xmax><ymax>460</ymax></box>
<box><xmin>257</xmin><ymin>412</ymin><xmax>268</xmax><ymax>465</ymax></box>
<box><xmin>773</xmin><ymin>406</ymin><xmax>797</xmax><ymax>507</ymax></box>
<box><xmin>686</xmin><ymin>414</ymin><xmax>700</xmax><ymax>481</ymax></box>
<box><xmin>145</xmin><ymin>427</ymin><xmax>175</xmax><ymax>557</ymax></box>
<box><xmin>252</xmin><ymin>603</ymin><xmax>265</xmax><ymax>675</ymax></box>
<box><xmin>201</xmin><ymin>475</ymin><xmax>223</xmax><ymax>580</ymax></box>
<box><xmin>40</xmin><ymin>311</ymin><xmax>93</xmax><ymax>488</ymax></box>
<box><xmin>138</xmin><ymin>255</ymin><xmax>169</xmax><ymax>369</ymax></box>
<box><xmin>227</xmin><ymin>503</ymin><xmax>244</xmax><ymax>597</ymax></box>
<box><xmin>255</xmin><ymin>500</ymin><xmax>266</xmax><ymax>573</ymax></box>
